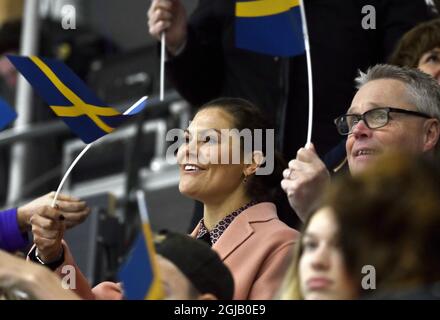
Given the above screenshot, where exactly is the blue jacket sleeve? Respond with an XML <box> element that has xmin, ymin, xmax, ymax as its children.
<box><xmin>0</xmin><ymin>208</ymin><xmax>29</xmax><ymax>252</ymax></box>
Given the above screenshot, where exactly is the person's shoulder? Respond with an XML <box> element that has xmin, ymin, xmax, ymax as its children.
<box><xmin>247</xmin><ymin>202</ymin><xmax>299</xmax><ymax>242</ymax></box>
<box><xmin>252</xmin><ymin>220</ymin><xmax>298</xmax><ymax>256</ymax></box>
<box><xmin>266</xmin><ymin>217</ymin><xmax>300</xmax><ymax>240</ymax></box>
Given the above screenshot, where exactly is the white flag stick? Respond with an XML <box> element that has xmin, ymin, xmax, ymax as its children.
<box><xmin>136</xmin><ymin>189</ymin><xmax>150</xmax><ymax>224</ymax></box>
<box><xmin>160</xmin><ymin>32</ymin><xmax>166</xmax><ymax>101</ymax></box>
<box><xmin>51</xmin><ymin>143</ymin><xmax>92</xmax><ymax>208</ymax></box>
<box><xmin>299</xmin><ymin>0</ymin><xmax>314</xmax><ymax>147</ymax></box>
<box><xmin>51</xmin><ymin>96</ymin><xmax>148</xmax><ymax>208</ymax></box>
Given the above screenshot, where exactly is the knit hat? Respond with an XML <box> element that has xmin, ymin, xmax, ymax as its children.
<box><xmin>154</xmin><ymin>230</ymin><xmax>234</xmax><ymax>300</ymax></box>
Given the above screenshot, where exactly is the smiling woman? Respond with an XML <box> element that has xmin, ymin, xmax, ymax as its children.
<box><xmin>177</xmin><ymin>97</ymin><xmax>299</xmax><ymax>300</ymax></box>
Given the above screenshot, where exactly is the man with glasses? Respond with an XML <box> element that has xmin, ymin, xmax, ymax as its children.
<box><xmin>281</xmin><ymin>64</ymin><xmax>440</xmax><ymax>221</ymax></box>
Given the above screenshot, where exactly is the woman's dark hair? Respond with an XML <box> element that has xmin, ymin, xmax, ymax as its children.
<box><xmin>327</xmin><ymin>152</ymin><xmax>440</xmax><ymax>295</ymax></box>
<box><xmin>198</xmin><ymin>97</ymin><xmax>288</xmax><ymax>207</ymax></box>
<box><xmin>389</xmin><ymin>18</ymin><xmax>440</xmax><ymax>68</ymax></box>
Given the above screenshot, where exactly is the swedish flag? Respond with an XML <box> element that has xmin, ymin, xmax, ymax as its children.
<box><xmin>7</xmin><ymin>55</ymin><xmax>147</xmax><ymax>144</ymax></box>
<box><xmin>235</xmin><ymin>0</ymin><xmax>305</xmax><ymax>57</ymax></box>
<box><xmin>0</xmin><ymin>98</ymin><xmax>17</xmax><ymax>131</ymax></box>
<box><xmin>118</xmin><ymin>223</ymin><xmax>164</xmax><ymax>300</ymax></box>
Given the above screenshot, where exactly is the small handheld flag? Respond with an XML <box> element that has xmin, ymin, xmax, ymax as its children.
<box><xmin>49</xmin><ymin>96</ymin><xmax>148</xmax><ymax>208</ymax></box>
<box><xmin>236</xmin><ymin>0</ymin><xmax>314</xmax><ymax>146</ymax></box>
<box><xmin>118</xmin><ymin>190</ymin><xmax>164</xmax><ymax>300</ymax></box>
<box><xmin>7</xmin><ymin>55</ymin><xmax>147</xmax><ymax>144</ymax></box>
<box><xmin>0</xmin><ymin>98</ymin><xmax>17</xmax><ymax>131</ymax></box>
<box><xmin>235</xmin><ymin>0</ymin><xmax>305</xmax><ymax>57</ymax></box>
<box><xmin>7</xmin><ymin>55</ymin><xmax>149</xmax><ymax>208</ymax></box>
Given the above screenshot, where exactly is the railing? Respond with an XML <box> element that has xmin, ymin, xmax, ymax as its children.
<box><xmin>0</xmin><ymin>90</ymin><xmax>189</xmax><ymax>207</ymax></box>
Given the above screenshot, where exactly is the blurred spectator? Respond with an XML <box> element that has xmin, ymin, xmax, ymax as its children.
<box><xmin>280</xmin><ymin>151</ymin><xmax>440</xmax><ymax>300</ymax></box>
<box><xmin>278</xmin><ymin>206</ymin><xmax>358</xmax><ymax>300</ymax></box>
<box><xmin>331</xmin><ymin>152</ymin><xmax>440</xmax><ymax>299</ymax></box>
<box><xmin>281</xmin><ymin>64</ymin><xmax>440</xmax><ymax>221</ymax></box>
<box><xmin>153</xmin><ymin>230</ymin><xmax>234</xmax><ymax>300</ymax></box>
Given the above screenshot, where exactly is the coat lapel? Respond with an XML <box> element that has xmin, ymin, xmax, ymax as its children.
<box><xmin>190</xmin><ymin>202</ymin><xmax>278</xmax><ymax>261</ymax></box>
<box><xmin>212</xmin><ymin>202</ymin><xmax>278</xmax><ymax>261</ymax></box>
<box><xmin>212</xmin><ymin>214</ymin><xmax>254</xmax><ymax>261</ymax></box>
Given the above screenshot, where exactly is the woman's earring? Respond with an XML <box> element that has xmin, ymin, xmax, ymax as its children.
<box><xmin>243</xmin><ymin>175</ymin><xmax>248</xmax><ymax>183</ymax></box>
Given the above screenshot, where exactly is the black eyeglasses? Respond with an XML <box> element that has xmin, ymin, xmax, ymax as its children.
<box><xmin>334</xmin><ymin>107</ymin><xmax>432</xmax><ymax>135</ymax></box>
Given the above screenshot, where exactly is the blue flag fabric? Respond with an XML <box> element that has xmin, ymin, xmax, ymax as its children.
<box><xmin>117</xmin><ymin>223</ymin><xmax>164</xmax><ymax>300</ymax></box>
<box><xmin>235</xmin><ymin>0</ymin><xmax>305</xmax><ymax>57</ymax></box>
<box><xmin>0</xmin><ymin>98</ymin><xmax>17</xmax><ymax>131</ymax></box>
<box><xmin>7</xmin><ymin>55</ymin><xmax>147</xmax><ymax>143</ymax></box>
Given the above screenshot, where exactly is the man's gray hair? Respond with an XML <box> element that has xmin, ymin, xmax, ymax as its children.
<box><xmin>356</xmin><ymin>64</ymin><xmax>440</xmax><ymax>156</ymax></box>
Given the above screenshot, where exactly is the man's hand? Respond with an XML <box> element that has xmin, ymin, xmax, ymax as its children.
<box><xmin>30</xmin><ymin>206</ymin><xmax>65</xmax><ymax>263</ymax></box>
<box><xmin>148</xmin><ymin>0</ymin><xmax>187</xmax><ymax>55</ymax></box>
<box><xmin>281</xmin><ymin>144</ymin><xmax>330</xmax><ymax>222</ymax></box>
<box><xmin>17</xmin><ymin>192</ymin><xmax>90</xmax><ymax>232</ymax></box>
